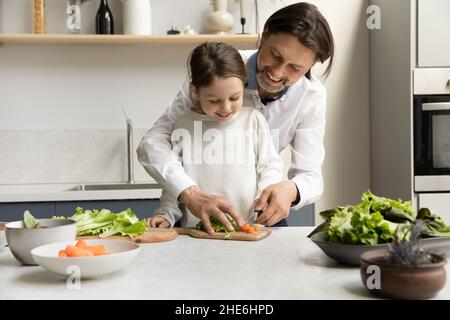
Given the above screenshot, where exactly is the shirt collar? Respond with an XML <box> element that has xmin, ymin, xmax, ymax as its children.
<box><xmin>245</xmin><ymin>51</ymin><xmax>259</xmax><ymax>91</ymax></box>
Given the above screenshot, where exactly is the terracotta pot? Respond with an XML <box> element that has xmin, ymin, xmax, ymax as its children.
<box><xmin>360</xmin><ymin>249</ymin><xmax>447</xmax><ymax>299</ymax></box>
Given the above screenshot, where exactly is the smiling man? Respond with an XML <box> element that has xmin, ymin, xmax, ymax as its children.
<box><xmin>256</xmin><ymin>33</ymin><xmax>317</xmax><ymax>98</ymax></box>
<box><xmin>137</xmin><ymin>2</ymin><xmax>334</xmax><ymax>232</ymax></box>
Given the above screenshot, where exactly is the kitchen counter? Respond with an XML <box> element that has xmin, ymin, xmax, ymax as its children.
<box><xmin>0</xmin><ymin>183</ymin><xmax>162</xmax><ymax>202</ymax></box>
<box><xmin>1</xmin><ymin>227</ymin><xmax>450</xmax><ymax>300</ymax></box>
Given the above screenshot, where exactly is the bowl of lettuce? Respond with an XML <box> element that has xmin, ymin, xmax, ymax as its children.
<box><xmin>0</xmin><ymin>223</ymin><xmax>6</xmax><ymax>252</ymax></box>
<box><xmin>309</xmin><ymin>190</ymin><xmax>450</xmax><ymax>265</ymax></box>
<box><xmin>5</xmin><ymin>214</ymin><xmax>77</xmax><ymax>265</ymax></box>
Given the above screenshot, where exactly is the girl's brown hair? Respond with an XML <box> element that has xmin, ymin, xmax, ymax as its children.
<box><xmin>188</xmin><ymin>42</ymin><xmax>247</xmax><ymax>88</ymax></box>
<box><xmin>263</xmin><ymin>2</ymin><xmax>334</xmax><ymax>79</ymax></box>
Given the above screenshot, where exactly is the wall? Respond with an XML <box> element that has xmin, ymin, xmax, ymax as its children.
<box><xmin>0</xmin><ymin>0</ymin><xmax>260</xmax><ymax>35</ymax></box>
<box><xmin>369</xmin><ymin>0</ymin><xmax>414</xmax><ymax>203</ymax></box>
<box><xmin>307</xmin><ymin>0</ymin><xmax>370</xmax><ymax>219</ymax></box>
<box><xmin>0</xmin><ymin>0</ymin><xmax>371</xmax><ymax>224</ymax></box>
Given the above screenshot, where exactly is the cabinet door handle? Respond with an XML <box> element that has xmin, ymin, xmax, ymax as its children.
<box><xmin>447</xmin><ymin>79</ymin><xmax>450</xmax><ymax>88</ymax></box>
<box><xmin>422</xmin><ymin>102</ymin><xmax>450</xmax><ymax>111</ymax></box>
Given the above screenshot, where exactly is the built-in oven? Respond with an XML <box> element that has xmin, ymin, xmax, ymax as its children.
<box><xmin>414</xmin><ymin>95</ymin><xmax>450</xmax><ymax>191</ymax></box>
<box><xmin>414</xmin><ymin>69</ymin><xmax>450</xmax><ymax>192</ymax></box>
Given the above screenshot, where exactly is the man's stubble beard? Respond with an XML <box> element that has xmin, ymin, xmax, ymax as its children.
<box><xmin>256</xmin><ymin>69</ymin><xmax>288</xmax><ymax>95</ymax></box>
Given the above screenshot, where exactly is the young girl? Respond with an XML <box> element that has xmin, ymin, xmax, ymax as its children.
<box><xmin>148</xmin><ymin>42</ymin><xmax>283</xmax><ymax>229</ymax></box>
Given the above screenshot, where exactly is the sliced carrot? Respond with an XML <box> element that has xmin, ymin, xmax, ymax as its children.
<box><xmin>75</xmin><ymin>239</ymin><xmax>87</xmax><ymax>248</ymax></box>
<box><xmin>80</xmin><ymin>249</ymin><xmax>94</xmax><ymax>257</ymax></box>
<box><xmin>65</xmin><ymin>245</ymin><xmax>90</xmax><ymax>257</ymax></box>
<box><xmin>59</xmin><ymin>242</ymin><xmax>109</xmax><ymax>258</ymax></box>
<box><xmin>71</xmin><ymin>247</ymin><xmax>85</xmax><ymax>257</ymax></box>
<box><xmin>65</xmin><ymin>245</ymin><xmax>79</xmax><ymax>257</ymax></box>
<box><xmin>86</xmin><ymin>245</ymin><xmax>107</xmax><ymax>256</ymax></box>
<box><xmin>240</xmin><ymin>223</ymin><xmax>255</xmax><ymax>234</ymax></box>
<box><xmin>58</xmin><ymin>250</ymin><xmax>68</xmax><ymax>257</ymax></box>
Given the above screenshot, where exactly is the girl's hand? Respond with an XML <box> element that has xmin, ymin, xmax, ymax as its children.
<box><xmin>148</xmin><ymin>215</ymin><xmax>170</xmax><ymax>228</ymax></box>
<box><xmin>254</xmin><ymin>181</ymin><xmax>298</xmax><ymax>226</ymax></box>
<box><xmin>179</xmin><ymin>186</ymin><xmax>245</xmax><ymax>235</ymax></box>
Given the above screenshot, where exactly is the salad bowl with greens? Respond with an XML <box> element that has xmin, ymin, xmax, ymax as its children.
<box><xmin>5</xmin><ymin>207</ymin><xmax>148</xmax><ymax>266</ymax></box>
<box><xmin>5</xmin><ymin>213</ymin><xmax>77</xmax><ymax>265</ymax></box>
<box><xmin>309</xmin><ymin>190</ymin><xmax>450</xmax><ymax>265</ymax></box>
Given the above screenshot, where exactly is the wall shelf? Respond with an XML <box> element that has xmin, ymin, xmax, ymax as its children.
<box><xmin>0</xmin><ymin>33</ymin><xmax>260</xmax><ymax>47</ymax></box>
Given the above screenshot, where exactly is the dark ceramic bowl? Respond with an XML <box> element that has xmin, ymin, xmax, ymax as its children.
<box><xmin>310</xmin><ymin>232</ymin><xmax>387</xmax><ymax>265</ymax></box>
<box><xmin>311</xmin><ymin>231</ymin><xmax>450</xmax><ymax>266</ymax></box>
<box><xmin>360</xmin><ymin>249</ymin><xmax>447</xmax><ymax>299</ymax></box>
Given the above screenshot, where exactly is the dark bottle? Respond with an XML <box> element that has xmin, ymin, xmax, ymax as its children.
<box><xmin>96</xmin><ymin>0</ymin><xmax>114</xmax><ymax>34</ymax></box>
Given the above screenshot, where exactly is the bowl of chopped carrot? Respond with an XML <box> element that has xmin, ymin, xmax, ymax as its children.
<box><xmin>31</xmin><ymin>239</ymin><xmax>140</xmax><ymax>279</ymax></box>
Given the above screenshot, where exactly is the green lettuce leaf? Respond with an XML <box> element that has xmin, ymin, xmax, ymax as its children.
<box><xmin>23</xmin><ymin>210</ymin><xmax>39</xmax><ymax>228</ymax></box>
<box><xmin>326</xmin><ymin>191</ymin><xmax>407</xmax><ymax>245</ymax></box>
<box><xmin>196</xmin><ymin>216</ymin><xmax>239</xmax><ymax>234</ymax></box>
<box><xmin>361</xmin><ymin>190</ymin><xmax>416</xmax><ymax>222</ymax></box>
<box><xmin>99</xmin><ymin>219</ymin><xmax>148</xmax><ymax>238</ymax></box>
<box><xmin>53</xmin><ymin>207</ymin><xmax>147</xmax><ymax>238</ymax></box>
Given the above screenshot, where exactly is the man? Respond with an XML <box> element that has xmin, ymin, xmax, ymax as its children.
<box><xmin>137</xmin><ymin>2</ymin><xmax>334</xmax><ymax>234</ymax></box>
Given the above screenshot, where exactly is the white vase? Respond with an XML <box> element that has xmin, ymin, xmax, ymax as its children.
<box><xmin>212</xmin><ymin>0</ymin><xmax>227</xmax><ymax>11</ymax></box>
<box><xmin>207</xmin><ymin>0</ymin><xmax>234</xmax><ymax>34</ymax></box>
<box><xmin>122</xmin><ymin>0</ymin><xmax>151</xmax><ymax>35</ymax></box>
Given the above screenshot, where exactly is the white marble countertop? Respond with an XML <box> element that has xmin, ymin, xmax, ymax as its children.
<box><xmin>2</xmin><ymin>227</ymin><xmax>450</xmax><ymax>300</ymax></box>
<box><xmin>0</xmin><ymin>183</ymin><xmax>162</xmax><ymax>202</ymax></box>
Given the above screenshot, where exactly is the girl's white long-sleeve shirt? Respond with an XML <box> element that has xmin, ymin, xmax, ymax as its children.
<box><xmin>153</xmin><ymin>107</ymin><xmax>284</xmax><ymax>227</ymax></box>
<box><xmin>137</xmin><ymin>50</ymin><xmax>327</xmax><ymax>210</ymax></box>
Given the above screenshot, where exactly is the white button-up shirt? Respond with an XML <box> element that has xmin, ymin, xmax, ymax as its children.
<box><xmin>137</xmin><ymin>50</ymin><xmax>327</xmax><ymax>210</ymax></box>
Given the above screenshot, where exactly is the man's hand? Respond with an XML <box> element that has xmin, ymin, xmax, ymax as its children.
<box><xmin>179</xmin><ymin>186</ymin><xmax>245</xmax><ymax>234</ymax></box>
<box><xmin>254</xmin><ymin>181</ymin><xmax>298</xmax><ymax>226</ymax></box>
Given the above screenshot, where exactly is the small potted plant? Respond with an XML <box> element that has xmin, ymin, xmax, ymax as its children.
<box><xmin>360</xmin><ymin>221</ymin><xmax>447</xmax><ymax>299</ymax></box>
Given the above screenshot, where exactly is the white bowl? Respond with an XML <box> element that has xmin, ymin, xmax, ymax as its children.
<box><xmin>31</xmin><ymin>240</ymin><xmax>141</xmax><ymax>279</ymax></box>
<box><xmin>5</xmin><ymin>219</ymin><xmax>77</xmax><ymax>265</ymax></box>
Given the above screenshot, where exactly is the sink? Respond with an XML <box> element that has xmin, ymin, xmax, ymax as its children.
<box><xmin>65</xmin><ymin>183</ymin><xmax>161</xmax><ymax>191</ymax></box>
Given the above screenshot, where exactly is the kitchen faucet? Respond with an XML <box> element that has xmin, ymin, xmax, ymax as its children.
<box><xmin>123</xmin><ymin>108</ymin><xmax>135</xmax><ymax>184</ymax></box>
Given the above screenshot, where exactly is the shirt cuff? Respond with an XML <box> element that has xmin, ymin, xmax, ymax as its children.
<box><xmin>290</xmin><ymin>182</ymin><xmax>301</xmax><ymax>207</ymax></box>
<box><xmin>289</xmin><ymin>175</ymin><xmax>322</xmax><ymax>211</ymax></box>
<box><xmin>163</xmin><ymin>171</ymin><xmax>197</xmax><ymax>201</ymax></box>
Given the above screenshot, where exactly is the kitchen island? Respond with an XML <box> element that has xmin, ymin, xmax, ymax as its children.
<box><xmin>1</xmin><ymin>227</ymin><xmax>449</xmax><ymax>300</ymax></box>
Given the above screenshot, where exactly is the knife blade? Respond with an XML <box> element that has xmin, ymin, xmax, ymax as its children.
<box><xmin>246</xmin><ymin>210</ymin><xmax>262</xmax><ymax>225</ymax></box>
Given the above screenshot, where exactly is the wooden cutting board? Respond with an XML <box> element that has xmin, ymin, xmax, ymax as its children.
<box><xmin>174</xmin><ymin>227</ymin><xmax>271</xmax><ymax>241</ymax></box>
<box><xmin>77</xmin><ymin>228</ymin><xmax>177</xmax><ymax>244</ymax></box>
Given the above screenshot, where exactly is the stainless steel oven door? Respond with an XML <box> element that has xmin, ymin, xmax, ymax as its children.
<box><xmin>414</xmin><ymin>99</ymin><xmax>450</xmax><ymax>191</ymax></box>
<box><xmin>413</xmin><ymin>68</ymin><xmax>450</xmax><ymax>192</ymax></box>
<box><xmin>424</xmin><ymin>102</ymin><xmax>450</xmax><ymax>170</ymax></box>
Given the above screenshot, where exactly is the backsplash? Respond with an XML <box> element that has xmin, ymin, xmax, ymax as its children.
<box><xmin>0</xmin><ymin>128</ymin><xmax>154</xmax><ymax>185</ymax></box>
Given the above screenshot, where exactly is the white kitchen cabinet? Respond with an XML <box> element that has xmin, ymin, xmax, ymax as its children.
<box><xmin>418</xmin><ymin>0</ymin><xmax>450</xmax><ymax>67</ymax></box>
<box><xmin>418</xmin><ymin>193</ymin><xmax>450</xmax><ymax>224</ymax></box>
<box><xmin>413</xmin><ymin>68</ymin><xmax>450</xmax><ymax>95</ymax></box>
